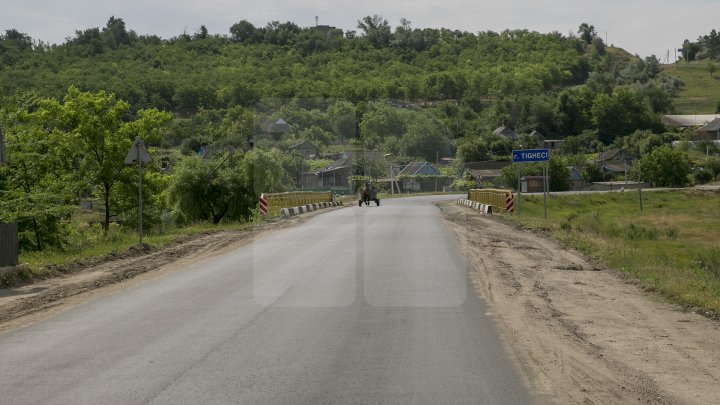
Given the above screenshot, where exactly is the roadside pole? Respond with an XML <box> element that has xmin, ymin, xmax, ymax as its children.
<box><xmin>124</xmin><ymin>137</ymin><xmax>152</xmax><ymax>245</ymax></box>
<box><xmin>543</xmin><ymin>161</ymin><xmax>548</xmax><ymax>220</ymax></box>
<box><xmin>516</xmin><ymin>165</ymin><xmax>521</xmax><ymax>218</ymax></box>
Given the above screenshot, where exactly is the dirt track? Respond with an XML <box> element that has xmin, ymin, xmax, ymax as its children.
<box><xmin>440</xmin><ymin>201</ymin><xmax>720</xmax><ymax>404</ymax></box>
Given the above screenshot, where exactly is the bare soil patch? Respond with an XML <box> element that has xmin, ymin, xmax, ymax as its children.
<box><xmin>440</xmin><ymin>202</ymin><xmax>720</xmax><ymax>405</ymax></box>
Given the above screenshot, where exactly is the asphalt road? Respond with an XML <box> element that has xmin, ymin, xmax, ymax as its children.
<box><xmin>0</xmin><ymin>195</ymin><xmax>533</xmax><ymax>404</ymax></box>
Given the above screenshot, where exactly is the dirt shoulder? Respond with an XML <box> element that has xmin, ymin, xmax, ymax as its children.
<box><xmin>440</xmin><ymin>201</ymin><xmax>720</xmax><ymax>405</ymax></box>
<box><xmin>0</xmin><ymin>207</ymin><xmax>343</xmax><ymax>333</ymax></box>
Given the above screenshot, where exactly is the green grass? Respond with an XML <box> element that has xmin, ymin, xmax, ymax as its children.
<box><xmin>508</xmin><ymin>189</ymin><xmax>720</xmax><ymax>315</ymax></box>
<box><xmin>662</xmin><ymin>62</ymin><xmax>720</xmax><ymax>114</ymax></box>
<box><xmin>3</xmin><ymin>220</ymin><xmax>263</xmax><ymax>288</ymax></box>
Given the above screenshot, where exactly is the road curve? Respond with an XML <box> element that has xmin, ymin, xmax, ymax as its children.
<box><xmin>0</xmin><ymin>195</ymin><xmax>534</xmax><ymax>404</ymax></box>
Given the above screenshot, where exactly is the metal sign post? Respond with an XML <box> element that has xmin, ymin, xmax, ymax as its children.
<box><xmin>543</xmin><ymin>161</ymin><xmax>548</xmax><ymax>220</ymax></box>
<box><xmin>516</xmin><ymin>165</ymin><xmax>521</xmax><ymax>218</ymax></box>
<box><xmin>125</xmin><ymin>137</ymin><xmax>152</xmax><ymax>245</ymax></box>
<box><xmin>512</xmin><ymin>149</ymin><xmax>550</xmax><ymax>220</ymax></box>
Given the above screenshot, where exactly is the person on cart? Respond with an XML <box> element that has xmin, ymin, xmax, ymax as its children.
<box><xmin>359</xmin><ymin>181</ymin><xmax>380</xmax><ymax>206</ymax></box>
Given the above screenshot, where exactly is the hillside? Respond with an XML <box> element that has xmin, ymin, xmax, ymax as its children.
<box><xmin>662</xmin><ymin>62</ymin><xmax>720</xmax><ymax>114</ymax></box>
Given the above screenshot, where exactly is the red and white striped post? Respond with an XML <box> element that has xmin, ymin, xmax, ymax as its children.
<box><xmin>258</xmin><ymin>193</ymin><xmax>268</xmax><ymax>216</ymax></box>
<box><xmin>505</xmin><ymin>192</ymin><xmax>514</xmax><ymax>213</ymax></box>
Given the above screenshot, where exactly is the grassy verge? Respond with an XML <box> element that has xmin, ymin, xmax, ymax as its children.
<box><xmin>506</xmin><ymin>189</ymin><xmax>720</xmax><ymax>315</ymax></box>
<box><xmin>2</xmin><ymin>220</ymin><xmax>263</xmax><ymax>288</ymax></box>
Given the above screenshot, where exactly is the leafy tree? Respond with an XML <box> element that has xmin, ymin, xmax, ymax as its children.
<box><xmin>169</xmin><ymin>153</ymin><xmax>254</xmax><ymax>224</ymax></box>
<box><xmin>357</xmin><ymin>15</ymin><xmax>392</xmax><ymax>48</ymax></box>
<box><xmin>582</xmin><ymin>163</ymin><xmax>607</xmax><ymax>183</ymax></box>
<box><xmin>327</xmin><ymin>101</ymin><xmax>357</xmax><ymax>141</ymax></box>
<box><xmin>44</xmin><ymin>86</ymin><xmax>172</xmax><ymax>231</ymax></box>
<box><xmin>591</xmin><ymin>89</ymin><xmax>660</xmax><ymax>144</ymax></box>
<box><xmin>456</xmin><ymin>136</ymin><xmax>490</xmax><ymax>162</ymax></box>
<box><xmin>229</xmin><ymin>20</ymin><xmax>260</xmax><ymax>43</ymax></box>
<box><xmin>705</xmin><ymin>157</ymin><xmax>720</xmax><ymax>180</ymax></box>
<box><xmin>578</xmin><ymin>23</ymin><xmax>596</xmax><ymax>44</ymax></box>
<box><xmin>398</xmin><ymin>114</ymin><xmax>450</xmax><ymax>162</ymax></box>
<box><xmin>548</xmin><ymin>156</ymin><xmax>570</xmax><ymax>191</ymax></box>
<box><xmin>359</xmin><ymin>102</ymin><xmax>404</xmax><ymax>147</ymax></box>
<box><xmin>0</xmin><ymin>95</ymin><xmax>75</xmax><ymax>250</ymax></box>
<box><xmin>634</xmin><ymin>145</ymin><xmax>690</xmax><ymax>187</ymax></box>
<box><xmin>102</xmin><ymin>16</ymin><xmax>134</xmax><ymax>49</ymax></box>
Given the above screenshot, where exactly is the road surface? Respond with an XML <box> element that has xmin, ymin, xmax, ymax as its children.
<box><xmin>0</xmin><ymin>195</ymin><xmax>533</xmax><ymax>404</ymax></box>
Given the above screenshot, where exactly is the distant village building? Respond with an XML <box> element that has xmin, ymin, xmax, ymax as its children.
<box><xmin>595</xmin><ymin>149</ymin><xmax>636</xmax><ymax>176</ymax></box>
<box><xmin>397</xmin><ymin>162</ymin><xmax>440</xmax><ymax>176</ymax></box>
<box><xmin>662</xmin><ymin>115</ymin><xmax>720</xmax><ymax>129</ymax></box>
<box><xmin>287</xmin><ymin>140</ymin><xmax>319</xmax><ymax>158</ymax></box>
<box><xmin>696</xmin><ymin>117</ymin><xmax>720</xmax><ymax>141</ymax></box>
<box><xmin>261</xmin><ymin>118</ymin><xmax>292</xmax><ymax>141</ymax></box>
<box><xmin>459</xmin><ymin>161</ymin><xmax>511</xmax><ymax>185</ymax></box>
<box><xmin>492</xmin><ymin>126</ymin><xmax>519</xmax><ymax>142</ymax></box>
<box><xmin>300</xmin><ymin>150</ymin><xmax>384</xmax><ymax>190</ymax></box>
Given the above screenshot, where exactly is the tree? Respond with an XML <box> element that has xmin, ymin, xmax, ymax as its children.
<box><xmin>398</xmin><ymin>115</ymin><xmax>450</xmax><ymax>162</ymax></box>
<box><xmin>548</xmin><ymin>156</ymin><xmax>570</xmax><ymax>191</ymax></box>
<box><xmin>591</xmin><ymin>89</ymin><xmax>660</xmax><ymax>144</ymax></box>
<box><xmin>578</xmin><ymin>23</ymin><xmax>596</xmax><ymax>44</ymax></box>
<box><xmin>102</xmin><ymin>16</ymin><xmax>134</xmax><ymax>49</ymax></box>
<box><xmin>634</xmin><ymin>145</ymin><xmax>690</xmax><ymax>187</ymax></box>
<box><xmin>169</xmin><ymin>153</ymin><xmax>254</xmax><ymax>224</ymax></box>
<box><xmin>705</xmin><ymin>158</ymin><xmax>720</xmax><ymax>181</ymax></box>
<box><xmin>357</xmin><ymin>15</ymin><xmax>392</xmax><ymax>48</ymax></box>
<box><xmin>0</xmin><ymin>94</ymin><xmax>75</xmax><ymax>250</ymax></box>
<box><xmin>230</xmin><ymin>20</ymin><xmax>260</xmax><ymax>43</ymax></box>
<box><xmin>46</xmin><ymin>87</ymin><xmax>172</xmax><ymax>231</ymax></box>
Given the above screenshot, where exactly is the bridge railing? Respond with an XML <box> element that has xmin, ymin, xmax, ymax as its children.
<box><xmin>468</xmin><ymin>189</ymin><xmax>514</xmax><ymax>212</ymax></box>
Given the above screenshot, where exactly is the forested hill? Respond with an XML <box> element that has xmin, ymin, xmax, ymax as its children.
<box><xmin>1</xmin><ymin>17</ymin><xmax>679</xmax><ymax>152</ymax></box>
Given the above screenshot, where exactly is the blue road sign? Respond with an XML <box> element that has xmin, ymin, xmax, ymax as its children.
<box><xmin>512</xmin><ymin>149</ymin><xmax>549</xmax><ymax>163</ymax></box>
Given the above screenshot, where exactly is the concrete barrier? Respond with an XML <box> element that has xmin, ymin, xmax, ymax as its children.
<box><xmin>456</xmin><ymin>199</ymin><xmax>493</xmax><ymax>215</ymax></box>
<box><xmin>276</xmin><ymin>198</ymin><xmax>348</xmax><ymax>220</ymax></box>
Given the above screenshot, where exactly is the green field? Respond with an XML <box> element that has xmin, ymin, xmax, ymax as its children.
<box><xmin>510</xmin><ymin>189</ymin><xmax>720</xmax><ymax>315</ymax></box>
<box><xmin>663</xmin><ymin>62</ymin><xmax>720</xmax><ymax>114</ymax></box>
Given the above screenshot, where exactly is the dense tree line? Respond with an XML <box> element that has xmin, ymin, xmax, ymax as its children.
<box><xmin>681</xmin><ymin>28</ymin><xmax>720</xmax><ymax>62</ymax></box>
<box><xmin>0</xmin><ymin>17</ymin><xmax>693</xmax><ymax>252</ymax></box>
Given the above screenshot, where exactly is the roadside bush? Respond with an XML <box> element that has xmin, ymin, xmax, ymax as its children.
<box><xmin>450</xmin><ymin>179</ymin><xmax>477</xmax><ymax>191</ymax></box>
<box><xmin>624</xmin><ymin>223</ymin><xmax>659</xmax><ymax>241</ymax></box>
<box><xmin>696</xmin><ymin>248</ymin><xmax>720</xmax><ymax>278</ymax></box>
<box><xmin>694</xmin><ymin>170</ymin><xmax>714</xmax><ymax>185</ymax></box>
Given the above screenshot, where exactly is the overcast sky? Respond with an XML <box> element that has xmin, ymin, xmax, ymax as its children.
<box><xmin>2</xmin><ymin>0</ymin><xmax>718</xmax><ymax>60</ymax></box>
